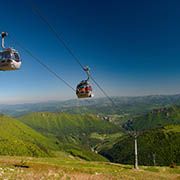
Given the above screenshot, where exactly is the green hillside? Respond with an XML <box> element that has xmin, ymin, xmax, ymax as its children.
<box><xmin>0</xmin><ymin>114</ymin><xmax>58</xmax><ymax>157</ymax></box>
<box><xmin>125</xmin><ymin>105</ymin><xmax>180</xmax><ymax>131</ymax></box>
<box><xmin>100</xmin><ymin>125</ymin><xmax>180</xmax><ymax>166</ymax></box>
<box><xmin>18</xmin><ymin>112</ymin><xmax>120</xmax><ymax>161</ymax></box>
<box><xmin>18</xmin><ymin>112</ymin><xmax>120</xmax><ymax>143</ymax></box>
<box><xmin>0</xmin><ymin>114</ymin><xmax>109</xmax><ymax>161</ymax></box>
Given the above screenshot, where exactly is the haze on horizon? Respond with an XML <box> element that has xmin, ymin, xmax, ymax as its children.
<box><xmin>0</xmin><ymin>0</ymin><xmax>180</xmax><ymax>104</ymax></box>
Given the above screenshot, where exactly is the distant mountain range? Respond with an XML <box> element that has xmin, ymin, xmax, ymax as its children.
<box><xmin>1</xmin><ymin>94</ymin><xmax>180</xmax><ymax>116</ymax></box>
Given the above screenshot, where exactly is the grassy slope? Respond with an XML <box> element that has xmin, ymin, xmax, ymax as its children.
<box><xmin>100</xmin><ymin>125</ymin><xmax>180</xmax><ymax>166</ymax></box>
<box><xmin>18</xmin><ymin>112</ymin><xmax>119</xmax><ymax>137</ymax></box>
<box><xmin>18</xmin><ymin>112</ymin><xmax>120</xmax><ymax>144</ymax></box>
<box><xmin>89</xmin><ymin>132</ymin><xmax>124</xmax><ymax>152</ymax></box>
<box><xmin>0</xmin><ymin>114</ymin><xmax>109</xmax><ymax>161</ymax></box>
<box><xmin>0</xmin><ymin>156</ymin><xmax>179</xmax><ymax>179</ymax></box>
<box><xmin>18</xmin><ymin>112</ymin><xmax>120</xmax><ymax>161</ymax></box>
<box><xmin>0</xmin><ymin>115</ymin><xmax>58</xmax><ymax>157</ymax></box>
<box><xmin>131</xmin><ymin>105</ymin><xmax>180</xmax><ymax>131</ymax></box>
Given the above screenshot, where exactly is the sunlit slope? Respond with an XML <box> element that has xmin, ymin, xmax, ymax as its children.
<box><xmin>18</xmin><ymin>112</ymin><xmax>119</xmax><ymax>143</ymax></box>
<box><xmin>100</xmin><ymin>125</ymin><xmax>180</xmax><ymax>166</ymax></box>
<box><xmin>130</xmin><ymin>105</ymin><xmax>180</xmax><ymax>131</ymax></box>
<box><xmin>0</xmin><ymin>115</ymin><xmax>58</xmax><ymax>157</ymax></box>
<box><xmin>18</xmin><ymin>112</ymin><xmax>120</xmax><ymax>161</ymax></box>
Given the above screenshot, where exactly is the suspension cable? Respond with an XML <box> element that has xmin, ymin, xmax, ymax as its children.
<box><xmin>9</xmin><ymin>35</ymin><xmax>76</xmax><ymax>92</ymax></box>
<box><xmin>29</xmin><ymin>1</ymin><xmax>117</xmax><ymax>106</ymax></box>
<box><xmin>90</xmin><ymin>75</ymin><xmax>117</xmax><ymax>107</ymax></box>
<box><xmin>30</xmin><ymin>1</ymin><xmax>84</xmax><ymax>70</ymax></box>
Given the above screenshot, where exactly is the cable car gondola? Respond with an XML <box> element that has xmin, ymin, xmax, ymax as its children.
<box><xmin>76</xmin><ymin>66</ymin><xmax>94</xmax><ymax>98</ymax></box>
<box><xmin>0</xmin><ymin>32</ymin><xmax>21</xmax><ymax>71</ymax></box>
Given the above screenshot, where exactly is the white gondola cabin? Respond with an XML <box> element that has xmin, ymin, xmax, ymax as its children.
<box><xmin>0</xmin><ymin>32</ymin><xmax>21</xmax><ymax>71</ymax></box>
<box><xmin>0</xmin><ymin>48</ymin><xmax>21</xmax><ymax>71</ymax></box>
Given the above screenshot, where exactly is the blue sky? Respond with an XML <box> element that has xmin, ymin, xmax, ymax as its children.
<box><xmin>0</xmin><ymin>0</ymin><xmax>180</xmax><ymax>104</ymax></box>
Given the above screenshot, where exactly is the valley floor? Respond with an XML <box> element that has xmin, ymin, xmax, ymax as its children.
<box><xmin>0</xmin><ymin>156</ymin><xmax>179</xmax><ymax>180</ymax></box>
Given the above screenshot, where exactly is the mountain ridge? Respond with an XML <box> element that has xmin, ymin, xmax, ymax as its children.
<box><xmin>123</xmin><ymin>105</ymin><xmax>180</xmax><ymax>131</ymax></box>
<box><xmin>1</xmin><ymin>94</ymin><xmax>180</xmax><ymax>116</ymax></box>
